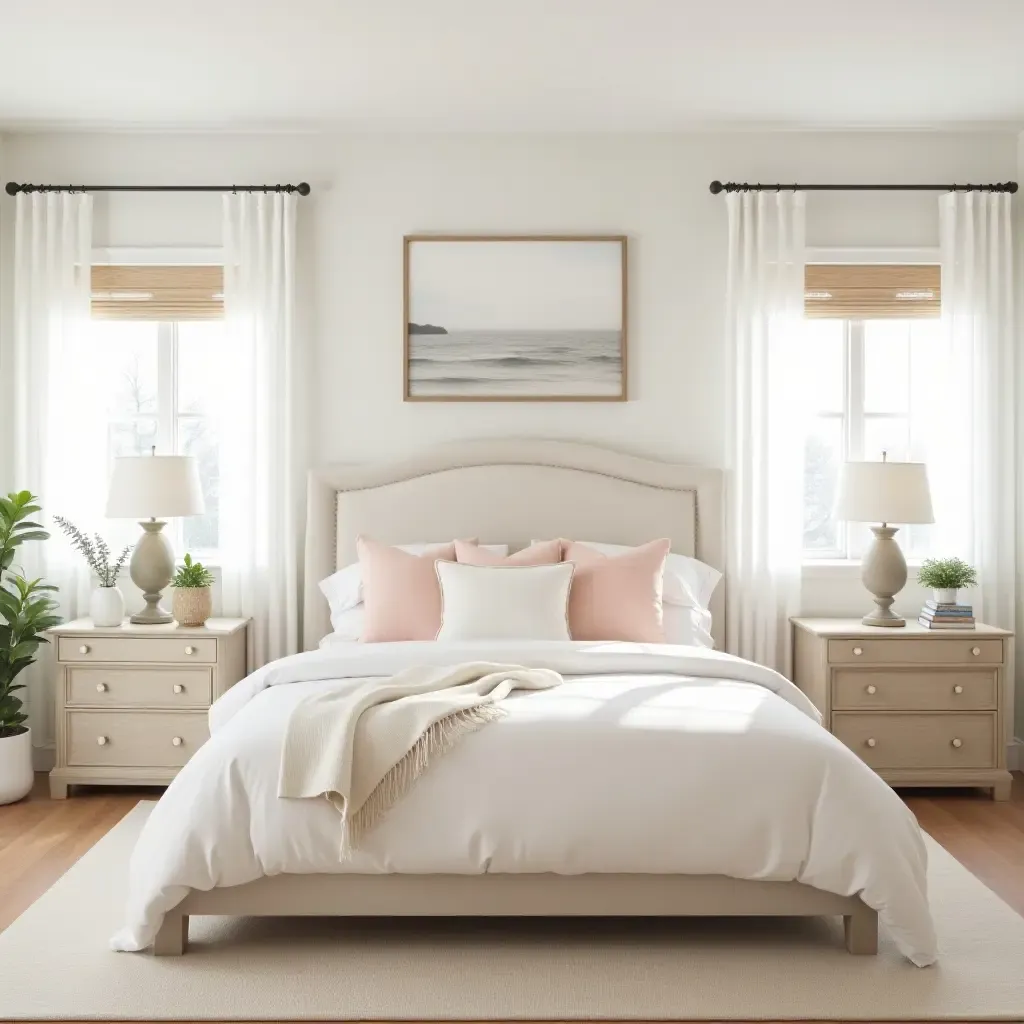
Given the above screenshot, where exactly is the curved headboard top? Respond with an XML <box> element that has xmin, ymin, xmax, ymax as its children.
<box><xmin>304</xmin><ymin>439</ymin><xmax>725</xmax><ymax>651</ymax></box>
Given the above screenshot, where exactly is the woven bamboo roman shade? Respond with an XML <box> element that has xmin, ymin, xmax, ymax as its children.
<box><xmin>91</xmin><ymin>265</ymin><xmax>223</xmax><ymax>320</ymax></box>
<box><xmin>805</xmin><ymin>264</ymin><xmax>940</xmax><ymax>319</ymax></box>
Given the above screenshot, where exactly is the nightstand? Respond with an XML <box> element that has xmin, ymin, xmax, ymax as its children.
<box><xmin>48</xmin><ymin>617</ymin><xmax>249</xmax><ymax>798</ymax></box>
<box><xmin>792</xmin><ymin>618</ymin><xmax>1014</xmax><ymax>800</ymax></box>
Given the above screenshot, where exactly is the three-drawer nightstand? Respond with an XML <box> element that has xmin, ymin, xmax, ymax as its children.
<box><xmin>48</xmin><ymin>618</ymin><xmax>249</xmax><ymax>799</ymax></box>
<box><xmin>792</xmin><ymin>618</ymin><xmax>1014</xmax><ymax>800</ymax></box>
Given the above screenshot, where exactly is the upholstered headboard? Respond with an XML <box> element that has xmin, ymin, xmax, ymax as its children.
<box><xmin>303</xmin><ymin>440</ymin><xmax>725</xmax><ymax>650</ymax></box>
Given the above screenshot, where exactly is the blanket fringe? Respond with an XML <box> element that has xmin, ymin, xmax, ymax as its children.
<box><xmin>337</xmin><ymin>703</ymin><xmax>506</xmax><ymax>857</ymax></box>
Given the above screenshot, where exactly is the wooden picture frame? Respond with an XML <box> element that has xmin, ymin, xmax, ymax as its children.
<box><xmin>403</xmin><ymin>235</ymin><xmax>628</xmax><ymax>402</ymax></box>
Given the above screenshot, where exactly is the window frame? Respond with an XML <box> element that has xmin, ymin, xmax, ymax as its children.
<box><xmin>92</xmin><ymin>246</ymin><xmax>224</xmax><ymax>561</ymax></box>
<box><xmin>801</xmin><ymin>248</ymin><xmax>939</xmax><ymax>566</ymax></box>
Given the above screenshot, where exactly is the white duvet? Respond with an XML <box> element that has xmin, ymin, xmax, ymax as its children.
<box><xmin>111</xmin><ymin>640</ymin><xmax>937</xmax><ymax>965</ymax></box>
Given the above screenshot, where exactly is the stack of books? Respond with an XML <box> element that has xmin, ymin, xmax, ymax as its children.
<box><xmin>919</xmin><ymin>600</ymin><xmax>975</xmax><ymax>630</ymax></box>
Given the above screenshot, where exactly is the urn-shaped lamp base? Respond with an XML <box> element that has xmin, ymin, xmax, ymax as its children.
<box><xmin>129</xmin><ymin>520</ymin><xmax>175</xmax><ymax>624</ymax></box>
<box><xmin>860</xmin><ymin>525</ymin><xmax>908</xmax><ymax>627</ymax></box>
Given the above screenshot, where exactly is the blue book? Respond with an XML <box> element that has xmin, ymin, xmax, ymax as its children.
<box><xmin>924</xmin><ymin>600</ymin><xmax>973</xmax><ymax>614</ymax></box>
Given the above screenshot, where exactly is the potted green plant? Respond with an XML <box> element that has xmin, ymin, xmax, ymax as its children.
<box><xmin>0</xmin><ymin>491</ymin><xmax>62</xmax><ymax>804</ymax></box>
<box><xmin>916</xmin><ymin>557</ymin><xmax>978</xmax><ymax>606</ymax></box>
<box><xmin>53</xmin><ymin>517</ymin><xmax>131</xmax><ymax>627</ymax></box>
<box><xmin>170</xmin><ymin>553</ymin><xmax>215</xmax><ymax>627</ymax></box>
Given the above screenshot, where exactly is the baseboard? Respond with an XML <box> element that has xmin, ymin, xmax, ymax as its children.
<box><xmin>32</xmin><ymin>744</ymin><xmax>55</xmax><ymax>773</ymax></box>
<box><xmin>1009</xmin><ymin>738</ymin><xmax>1024</xmax><ymax>773</ymax></box>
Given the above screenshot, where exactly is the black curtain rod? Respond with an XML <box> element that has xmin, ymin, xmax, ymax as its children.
<box><xmin>5</xmin><ymin>182</ymin><xmax>311</xmax><ymax>196</ymax></box>
<box><xmin>709</xmin><ymin>180</ymin><xmax>1017</xmax><ymax>194</ymax></box>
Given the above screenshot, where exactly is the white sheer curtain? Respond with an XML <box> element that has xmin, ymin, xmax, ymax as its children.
<box><xmin>220</xmin><ymin>192</ymin><xmax>304</xmax><ymax>668</ymax></box>
<box><xmin>723</xmin><ymin>190</ymin><xmax>808</xmax><ymax>674</ymax></box>
<box><xmin>11</xmin><ymin>192</ymin><xmax>105</xmax><ymax>744</ymax></box>
<box><xmin>933</xmin><ymin>191</ymin><xmax>1016</xmax><ymax>631</ymax></box>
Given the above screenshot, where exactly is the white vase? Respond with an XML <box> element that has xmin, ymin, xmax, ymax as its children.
<box><xmin>932</xmin><ymin>588</ymin><xmax>959</xmax><ymax>606</ymax></box>
<box><xmin>90</xmin><ymin>586</ymin><xmax>125</xmax><ymax>627</ymax></box>
<box><xmin>0</xmin><ymin>727</ymin><xmax>34</xmax><ymax>805</ymax></box>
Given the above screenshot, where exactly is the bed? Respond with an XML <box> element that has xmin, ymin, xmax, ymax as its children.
<box><xmin>113</xmin><ymin>440</ymin><xmax>936</xmax><ymax>965</ymax></box>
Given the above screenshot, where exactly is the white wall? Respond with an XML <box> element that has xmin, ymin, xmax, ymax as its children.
<box><xmin>1</xmin><ymin>128</ymin><xmax>1020</xmax><ymax>739</ymax></box>
<box><xmin>5</xmin><ymin>130</ymin><xmax>1014</xmax><ymax>467</ymax></box>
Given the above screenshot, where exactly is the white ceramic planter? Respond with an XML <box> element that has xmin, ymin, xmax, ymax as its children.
<box><xmin>932</xmin><ymin>588</ymin><xmax>960</xmax><ymax>606</ymax></box>
<box><xmin>90</xmin><ymin>586</ymin><xmax>125</xmax><ymax>627</ymax></box>
<box><xmin>0</xmin><ymin>727</ymin><xmax>34</xmax><ymax>805</ymax></box>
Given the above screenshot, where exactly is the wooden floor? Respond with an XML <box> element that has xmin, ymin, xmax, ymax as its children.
<box><xmin>0</xmin><ymin>771</ymin><xmax>1022</xmax><ymax>1024</ymax></box>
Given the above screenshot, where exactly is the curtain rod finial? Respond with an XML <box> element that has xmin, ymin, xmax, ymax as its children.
<box><xmin>297</xmin><ymin>182</ymin><xmax>311</xmax><ymax>196</ymax></box>
<box><xmin>709</xmin><ymin>180</ymin><xmax>724</xmax><ymax>195</ymax></box>
<box><xmin>1007</xmin><ymin>182</ymin><xmax>1019</xmax><ymax>194</ymax></box>
<box><xmin>5</xmin><ymin>182</ymin><xmax>20</xmax><ymax>196</ymax></box>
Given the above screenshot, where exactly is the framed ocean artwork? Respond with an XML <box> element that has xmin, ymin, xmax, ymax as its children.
<box><xmin>403</xmin><ymin>235</ymin><xmax>627</xmax><ymax>401</ymax></box>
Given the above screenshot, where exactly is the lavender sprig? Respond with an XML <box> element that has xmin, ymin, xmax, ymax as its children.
<box><xmin>53</xmin><ymin>516</ymin><xmax>132</xmax><ymax>587</ymax></box>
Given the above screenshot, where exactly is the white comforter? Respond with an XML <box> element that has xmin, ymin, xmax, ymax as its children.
<box><xmin>111</xmin><ymin>641</ymin><xmax>937</xmax><ymax>965</ymax></box>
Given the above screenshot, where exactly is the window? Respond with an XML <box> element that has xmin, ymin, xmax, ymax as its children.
<box><xmin>801</xmin><ymin>263</ymin><xmax>941</xmax><ymax>561</ymax></box>
<box><xmin>91</xmin><ymin>264</ymin><xmax>226</xmax><ymax>560</ymax></box>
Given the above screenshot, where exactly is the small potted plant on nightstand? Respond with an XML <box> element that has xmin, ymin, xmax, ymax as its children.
<box><xmin>0</xmin><ymin>491</ymin><xmax>61</xmax><ymax>804</ymax></box>
<box><xmin>170</xmin><ymin>553</ymin><xmax>215</xmax><ymax>627</ymax></box>
<box><xmin>917</xmin><ymin>557</ymin><xmax>978</xmax><ymax>606</ymax></box>
<box><xmin>53</xmin><ymin>517</ymin><xmax>131</xmax><ymax>627</ymax></box>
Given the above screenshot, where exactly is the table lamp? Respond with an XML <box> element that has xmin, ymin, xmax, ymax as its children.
<box><xmin>106</xmin><ymin>453</ymin><xmax>205</xmax><ymax>624</ymax></box>
<box><xmin>835</xmin><ymin>454</ymin><xmax>934</xmax><ymax>627</ymax></box>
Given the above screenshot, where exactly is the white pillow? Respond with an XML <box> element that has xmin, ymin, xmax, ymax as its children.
<box><xmin>318</xmin><ymin>607</ymin><xmax>365</xmax><ymax>645</ymax></box>
<box><xmin>663</xmin><ymin>604</ymin><xmax>714</xmax><ymax>649</ymax></box>
<box><xmin>435</xmin><ymin>561</ymin><xmax>574</xmax><ymax>642</ymax></box>
<box><xmin>561</xmin><ymin>541</ymin><xmax>721</xmax><ymax>610</ymax></box>
<box><xmin>319</xmin><ymin>543</ymin><xmax>508</xmax><ymax>626</ymax></box>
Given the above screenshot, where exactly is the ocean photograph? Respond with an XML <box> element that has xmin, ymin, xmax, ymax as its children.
<box><xmin>405</xmin><ymin>237</ymin><xmax>625</xmax><ymax>400</ymax></box>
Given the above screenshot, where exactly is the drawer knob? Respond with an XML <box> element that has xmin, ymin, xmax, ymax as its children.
<box><xmin>95</xmin><ymin>682</ymin><xmax>108</xmax><ymax>693</ymax></box>
<box><xmin>79</xmin><ymin>645</ymin><xmax>90</xmax><ymax>655</ymax></box>
<box><xmin>171</xmin><ymin>736</ymin><xmax>184</xmax><ymax>747</ymax></box>
<box><xmin>172</xmin><ymin>683</ymin><xmax>185</xmax><ymax>694</ymax></box>
<box><xmin>865</xmin><ymin>737</ymin><xmax>876</xmax><ymax>748</ymax></box>
<box><xmin>951</xmin><ymin>738</ymin><xmax>963</xmax><ymax>749</ymax></box>
<box><xmin>865</xmin><ymin>684</ymin><xmax>877</xmax><ymax>695</ymax></box>
<box><xmin>971</xmin><ymin>647</ymin><xmax>981</xmax><ymax>657</ymax></box>
<box><xmin>953</xmin><ymin>684</ymin><xmax>964</xmax><ymax>694</ymax></box>
<box><xmin>184</xmin><ymin>646</ymin><xmax>196</xmax><ymax>656</ymax></box>
<box><xmin>96</xmin><ymin>735</ymin><xmax>108</xmax><ymax>746</ymax></box>
<box><xmin>852</xmin><ymin>646</ymin><xmax>863</xmax><ymax>656</ymax></box>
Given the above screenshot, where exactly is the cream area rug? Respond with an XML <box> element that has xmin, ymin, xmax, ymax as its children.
<box><xmin>1</xmin><ymin>803</ymin><xmax>1023</xmax><ymax>1021</ymax></box>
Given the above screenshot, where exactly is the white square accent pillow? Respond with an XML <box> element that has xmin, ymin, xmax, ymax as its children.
<box><xmin>435</xmin><ymin>561</ymin><xmax>574</xmax><ymax>642</ymax></box>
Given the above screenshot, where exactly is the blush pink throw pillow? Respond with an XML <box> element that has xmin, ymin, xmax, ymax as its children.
<box><xmin>455</xmin><ymin>539</ymin><xmax>562</xmax><ymax>566</ymax></box>
<box><xmin>561</xmin><ymin>538</ymin><xmax>671</xmax><ymax>642</ymax></box>
<box><xmin>357</xmin><ymin>536</ymin><xmax>457</xmax><ymax>642</ymax></box>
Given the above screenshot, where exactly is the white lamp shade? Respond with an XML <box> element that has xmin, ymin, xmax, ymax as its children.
<box><xmin>835</xmin><ymin>460</ymin><xmax>934</xmax><ymax>525</ymax></box>
<box><xmin>106</xmin><ymin>456</ymin><xmax>205</xmax><ymax>518</ymax></box>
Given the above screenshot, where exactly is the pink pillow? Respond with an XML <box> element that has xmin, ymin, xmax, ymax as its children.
<box><xmin>455</xmin><ymin>539</ymin><xmax>561</xmax><ymax>566</ymax></box>
<box><xmin>357</xmin><ymin>536</ymin><xmax>457</xmax><ymax>642</ymax></box>
<box><xmin>561</xmin><ymin>539</ymin><xmax>671</xmax><ymax>642</ymax></box>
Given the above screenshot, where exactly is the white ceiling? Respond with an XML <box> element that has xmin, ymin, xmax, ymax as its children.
<box><xmin>1</xmin><ymin>0</ymin><xmax>1022</xmax><ymax>132</ymax></box>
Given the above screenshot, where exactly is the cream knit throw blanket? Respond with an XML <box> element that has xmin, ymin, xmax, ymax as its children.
<box><xmin>279</xmin><ymin>661</ymin><xmax>562</xmax><ymax>853</ymax></box>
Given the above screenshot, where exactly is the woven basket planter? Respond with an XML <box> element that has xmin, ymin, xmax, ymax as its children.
<box><xmin>172</xmin><ymin>586</ymin><xmax>213</xmax><ymax>627</ymax></box>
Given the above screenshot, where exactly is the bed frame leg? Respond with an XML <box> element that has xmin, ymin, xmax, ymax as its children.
<box><xmin>153</xmin><ymin>913</ymin><xmax>188</xmax><ymax>956</ymax></box>
<box><xmin>844</xmin><ymin>905</ymin><xmax>878</xmax><ymax>955</ymax></box>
